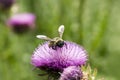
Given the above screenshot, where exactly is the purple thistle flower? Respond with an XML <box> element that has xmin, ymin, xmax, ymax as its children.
<box><xmin>7</xmin><ymin>13</ymin><xmax>36</xmax><ymax>34</ymax></box>
<box><xmin>0</xmin><ymin>0</ymin><xmax>14</xmax><ymax>10</ymax></box>
<box><xmin>31</xmin><ymin>41</ymin><xmax>87</xmax><ymax>71</ymax></box>
<box><xmin>59</xmin><ymin>66</ymin><xmax>82</xmax><ymax>80</ymax></box>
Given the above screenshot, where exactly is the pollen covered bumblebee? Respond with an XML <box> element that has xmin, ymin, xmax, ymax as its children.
<box><xmin>36</xmin><ymin>25</ymin><xmax>66</xmax><ymax>50</ymax></box>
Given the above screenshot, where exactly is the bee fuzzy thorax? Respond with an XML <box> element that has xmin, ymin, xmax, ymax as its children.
<box><xmin>48</xmin><ymin>38</ymin><xmax>65</xmax><ymax>50</ymax></box>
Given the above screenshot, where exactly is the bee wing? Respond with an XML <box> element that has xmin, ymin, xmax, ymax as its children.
<box><xmin>36</xmin><ymin>35</ymin><xmax>53</xmax><ymax>41</ymax></box>
<box><xmin>58</xmin><ymin>25</ymin><xmax>64</xmax><ymax>38</ymax></box>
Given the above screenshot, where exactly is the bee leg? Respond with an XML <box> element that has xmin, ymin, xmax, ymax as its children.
<box><xmin>64</xmin><ymin>42</ymin><xmax>67</xmax><ymax>49</ymax></box>
<box><xmin>52</xmin><ymin>46</ymin><xmax>57</xmax><ymax>50</ymax></box>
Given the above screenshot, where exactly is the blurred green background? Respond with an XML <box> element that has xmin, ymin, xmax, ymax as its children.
<box><xmin>0</xmin><ymin>0</ymin><xmax>120</xmax><ymax>80</ymax></box>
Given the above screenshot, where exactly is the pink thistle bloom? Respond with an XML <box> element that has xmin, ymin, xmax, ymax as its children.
<box><xmin>7</xmin><ymin>13</ymin><xmax>36</xmax><ymax>33</ymax></box>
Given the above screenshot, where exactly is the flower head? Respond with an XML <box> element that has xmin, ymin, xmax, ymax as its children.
<box><xmin>59</xmin><ymin>66</ymin><xmax>82</xmax><ymax>80</ymax></box>
<box><xmin>7</xmin><ymin>13</ymin><xmax>36</xmax><ymax>34</ymax></box>
<box><xmin>31</xmin><ymin>41</ymin><xmax>87</xmax><ymax>72</ymax></box>
<box><xmin>0</xmin><ymin>0</ymin><xmax>14</xmax><ymax>10</ymax></box>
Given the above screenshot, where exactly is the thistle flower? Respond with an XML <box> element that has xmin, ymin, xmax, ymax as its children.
<box><xmin>0</xmin><ymin>0</ymin><xmax>14</xmax><ymax>10</ymax></box>
<box><xmin>31</xmin><ymin>41</ymin><xmax>87</xmax><ymax>71</ymax></box>
<box><xmin>7</xmin><ymin>13</ymin><xmax>36</xmax><ymax>34</ymax></box>
<box><xmin>31</xmin><ymin>25</ymin><xmax>87</xmax><ymax>80</ymax></box>
<box><xmin>59</xmin><ymin>66</ymin><xmax>82</xmax><ymax>80</ymax></box>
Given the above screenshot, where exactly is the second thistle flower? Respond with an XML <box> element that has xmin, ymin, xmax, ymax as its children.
<box><xmin>7</xmin><ymin>13</ymin><xmax>36</xmax><ymax>34</ymax></box>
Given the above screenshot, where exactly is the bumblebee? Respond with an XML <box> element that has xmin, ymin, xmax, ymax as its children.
<box><xmin>36</xmin><ymin>25</ymin><xmax>66</xmax><ymax>50</ymax></box>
